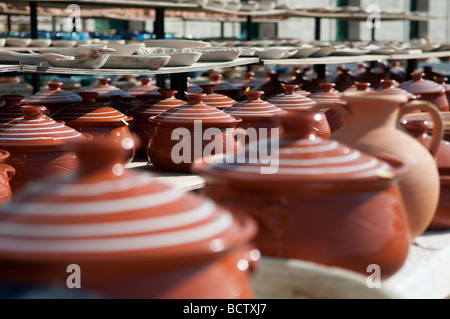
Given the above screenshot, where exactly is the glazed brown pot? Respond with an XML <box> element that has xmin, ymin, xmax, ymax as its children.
<box><xmin>402</xmin><ymin>118</ymin><xmax>450</xmax><ymax>229</ymax></box>
<box><xmin>193</xmin><ymin>111</ymin><xmax>411</xmax><ymax>278</ymax></box>
<box><xmin>0</xmin><ymin>138</ymin><xmax>260</xmax><ymax>299</ymax></box>
<box><xmin>207</xmin><ymin>73</ymin><xmax>243</xmax><ymax>101</ymax></box>
<box><xmin>53</xmin><ymin>92</ymin><xmax>135</xmax><ymax>164</ymax></box>
<box><xmin>377</xmin><ymin>79</ymin><xmax>418</xmax><ymax>100</ymax></box>
<box><xmin>22</xmin><ymin>82</ymin><xmax>82</xmax><ymax>116</ymax></box>
<box><xmin>0</xmin><ymin>150</ymin><xmax>14</xmax><ymax>202</ymax></box>
<box><xmin>224</xmin><ymin>90</ymin><xmax>286</xmax><ymax>140</ymax></box>
<box><xmin>401</xmin><ymin>111</ymin><xmax>450</xmax><ymax>143</ymax></box>
<box><xmin>126</xmin><ymin>77</ymin><xmax>159</xmax><ymax>104</ymax></box>
<box><xmin>255</xmin><ymin>72</ymin><xmax>285</xmax><ymax>99</ymax></box>
<box><xmin>129</xmin><ymin>88</ymin><xmax>187</xmax><ymax>158</ymax></box>
<box><xmin>334</xmin><ymin>69</ymin><xmax>355</xmax><ymax>92</ymax></box>
<box><xmin>0</xmin><ymin>95</ymin><xmax>25</xmax><ymax>123</ymax></box>
<box><xmin>148</xmin><ymin>93</ymin><xmax>242</xmax><ymax>173</ymax></box>
<box><xmin>200</xmin><ymin>84</ymin><xmax>237</xmax><ymax>109</ymax></box>
<box><xmin>0</xmin><ymin>105</ymin><xmax>88</xmax><ymax>192</ymax></box>
<box><xmin>235</xmin><ymin>72</ymin><xmax>264</xmax><ymax>90</ymax></box>
<box><xmin>402</xmin><ymin>73</ymin><xmax>449</xmax><ymax>112</ymax></box>
<box><xmin>267</xmin><ymin>84</ymin><xmax>330</xmax><ymax>138</ymax></box>
<box><xmin>312</xmin><ymin>92</ymin><xmax>444</xmax><ymax>238</ymax></box>
<box><xmin>105</xmin><ymin>95</ymin><xmax>137</xmax><ymax>115</ymax></box>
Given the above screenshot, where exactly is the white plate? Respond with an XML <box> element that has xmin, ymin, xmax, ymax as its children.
<box><xmin>107</xmin><ymin>43</ymin><xmax>145</xmax><ymax>55</ymax></box>
<box><xmin>291</xmin><ymin>47</ymin><xmax>321</xmax><ymax>58</ymax></box>
<box><xmin>52</xmin><ymin>40</ymin><xmax>77</xmax><ymax>47</ymax></box>
<box><xmin>0</xmin><ymin>50</ymin><xmax>73</xmax><ymax>65</ymax></box>
<box><xmin>6</xmin><ymin>37</ymin><xmax>31</xmax><ymax>47</ymax></box>
<box><xmin>196</xmin><ymin>47</ymin><xmax>242</xmax><ymax>62</ymax></box>
<box><xmin>308</xmin><ymin>46</ymin><xmax>336</xmax><ymax>57</ymax></box>
<box><xmin>30</xmin><ymin>39</ymin><xmax>52</xmax><ymax>47</ymax></box>
<box><xmin>144</xmin><ymin>39</ymin><xmax>211</xmax><ymax>49</ymax></box>
<box><xmin>41</xmin><ymin>47</ymin><xmax>115</xmax><ymax>69</ymax></box>
<box><xmin>331</xmin><ymin>49</ymin><xmax>370</xmax><ymax>56</ymax></box>
<box><xmin>102</xmin><ymin>54</ymin><xmax>170</xmax><ymax>69</ymax></box>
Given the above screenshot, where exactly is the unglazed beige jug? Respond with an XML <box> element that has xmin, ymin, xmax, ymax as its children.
<box><xmin>312</xmin><ymin>91</ymin><xmax>444</xmax><ymax>238</ymax></box>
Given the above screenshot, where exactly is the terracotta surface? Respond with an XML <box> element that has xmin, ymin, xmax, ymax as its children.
<box><xmin>344</xmin><ymin>82</ymin><xmax>373</xmax><ymax>92</ymax></box>
<box><xmin>105</xmin><ymin>95</ymin><xmax>137</xmax><ymax>115</ymax></box>
<box><xmin>193</xmin><ymin>111</ymin><xmax>411</xmax><ymax>278</ymax></box>
<box><xmin>200</xmin><ymin>84</ymin><xmax>237</xmax><ymax>109</ymax></box>
<box><xmin>235</xmin><ymin>72</ymin><xmax>264</xmax><ymax>90</ymax></box>
<box><xmin>313</xmin><ymin>91</ymin><xmax>444</xmax><ymax>238</ymax></box>
<box><xmin>22</xmin><ymin>82</ymin><xmax>82</xmax><ymax>115</ymax></box>
<box><xmin>85</xmin><ymin>78</ymin><xmax>133</xmax><ymax>103</ymax></box>
<box><xmin>401</xmin><ymin>111</ymin><xmax>450</xmax><ymax>142</ymax></box>
<box><xmin>148</xmin><ymin>93</ymin><xmax>242</xmax><ymax>173</ymax></box>
<box><xmin>356</xmin><ymin>66</ymin><xmax>382</xmax><ymax>89</ymax></box>
<box><xmin>207</xmin><ymin>73</ymin><xmax>242</xmax><ymax>101</ymax></box>
<box><xmin>0</xmin><ymin>138</ymin><xmax>259</xmax><ymax>299</ymax></box>
<box><xmin>0</xmin><ymin>150</ymin><xmax>14</xmax><ymax>202</ymax></box>
<box><xmin>53</xmin><ymin>92</ymin><xmax>135</xmax><ymax>164</ymax></box>
<box><xmin>287</xmin><ymin>71</ymin><xmax>314</xmax><ymax>93</ymax></box>
<box><xmin>129</xmin><ymin>88</ymin><xmax>187</xmax><ymax>157</ymax></box>
<box><xmin>377</xmin><ymin>79</ymin><xmax>418</xmax><ymax>100</ymax></box>
<box><xmin>0</xmin><ymin>105</ymin><xmax>88</xmax><ymax>192</ymax></box>
<box><xmin>126</xmin><ymin>77</ymin><xmax>160</xmax><ymax>104</ymax></box>
<box><xmin>334</xmin><ymin>69</ymin><xmax>355</xmax><ymax>92</ymax></box>
<box><xmin>254</xmin><ymin>72</ymin><xmax>285</xmax><ymax>99</ymax></box>
<box><xmin>401</xmin><ymin>73</ymin><xmax>449</xmax><ymax>112</ymax></box>
<box><xmin>267</xmin><ymin>84</ymin><xmax>330</xmax><ymax>138</ymax></box>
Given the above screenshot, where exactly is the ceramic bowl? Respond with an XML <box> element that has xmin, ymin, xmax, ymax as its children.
<box><xmin>309</xmin><ymin>46</ymin><xmax>337</xmax><ymax>57</ymax></box>
<box><xmin>102</xmin><ymin>54</ymin><xmax>170</xmax><ymax>69</ymax></box>
<box><xmin>41</xmin><ymin>47</ymin><xmax>116</xmax><ymax>69</ymax></box>
<box><xmin>52</xmin><ymin>40</ymin><xmax>77</xmax><ymax>47</ymax></box>
<box><xmin>5</xmin><ymin>37</ymin><xmax>31</xmax><ymax>47</ymax></box>
<box><xmin>30</xmin><ymin>39</ymin><xmax>52</xmax><ymax>47</ymax></box>
<box><xmin>291</xmin><ymin>46</ymin><xmax>321</xmax><ymax>58</ymax></box>
<box><xmin>239</xmin><ymin>47</ymin><xmax>257</xmax><ymax>56</ymax></box>
<box><xmin>196</xmin><ymin>47</ymin><xmax>242</xmax><ymax>62</ymax></box>
<box><xmin>144</xmin><ymin>39</ymin><xmax>211</xmax><ymax>49</ymax></box>
<box><xmin>166</xmin><ymin>51</ymin><xmax>202</xmax><ymax>66</ymax></box>
<box><xmin>254</xmin><ymin>47</ymin><xmax>298</xmax><ymax>59</ymax></box>
<box><xmin>75</xmin><ymin>39</ymin><xmax>93</xmax><ymax>46</ymax></box>
<box><xmin>0</xmin><ymin>38</ymin><xmax>5</xmax><ymax>47</ymax></box>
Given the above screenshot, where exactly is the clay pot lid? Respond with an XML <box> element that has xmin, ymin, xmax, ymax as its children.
<box><xmin>130</xmin><ymin>88</ymin><xmax>187</xmax><ymax>118</ymax></box>
<box><xmin>152</xmin><ymin>93</ymin><xmax>240</xmax><ymax>125</ymax></box>
<box><xmin>0</xmin><ymin>105</ymin><xmax>87</xmax><ymax>147</ymax></box>
<box><xmin>126</xmin><ymin>77</ymin><xmax>159</xmax><ymax>97</ymax></box>
<box><xmin>53</xmin><ymin>92</ymin><xmax>132</xmax><ymax>124</ymax></box>
<box><xmin>193</xmin><ymin>111</ymin><xmax>404</xmax><ymax>188</ymax></box>
<box><xmin>236</xmin><ymin>72</ymin><xmax>264</xmax><ymax>89</ymax></box>
<box><xmin>401</xmin><ymin>111</ymin><xmax>450</xmax><ymax>139</ymax></box>
<box><xmin>23</xmin><ymin>82</ymin><xmax>82</xmax><ymax>105</ymax></box>
<box><xmin>377</xmin><ymin>79</ymin><xmax>417</xmax><ymax>99</ymax></box>
<box><xmin>267</xmin><ymin>85</ymin><xmax>316</xmax><ymax>111</ymax></box>
<box><xmin>187</xmin><ymin>82</ymin><xmax>203</xmax><ymax>93</ymax></box>
<box><xmin>200</xmin><ymin>84</ymin><xmax>237</xmax><ymax>109</ymax></box>
<box><xmin>435</xmin><ymin>77</ymin><xmax>450</xmax><ymax>93</ymax></box>
<box><xmin>0</xmin><ymin>138</ymin><xmax>257</xmax><ymax>263</ymax></box>
<box><xmin>224</xmin><ymin>91</ymin><xmax>287</xmax><ymax>119</ymax></box>
<box><xmin>208</xmin><ymin>73</ymin><xmax>239</xmax><ymax>91</ymax></box>
<box><xmin>308</xmin><ymin>83</ymin><xmax>345</xmax><ymax>104</ymax></box>
<box><xmin>344</xmin><ymin>82</ymin><xmax>373</xmax><ymax>92</ymax></box>
<box><xmin>402</xmin><ymin>73</ymin><xmax>446</xmax><ymax>95</ymax></box>
<box><xmin>0</xmin><ymin>95</ymin><xmax>25</xmax><ymax>122</ymax></box>
<box><xmin>86</xmin><ymin>78</ymin><xmax>133</xmax><ymax>98</ymax></box>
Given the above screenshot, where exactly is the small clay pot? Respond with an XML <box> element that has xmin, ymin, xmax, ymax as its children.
<box><xmin>200</xmin><ymin>84</ymin><xmax>237</xmax><ymax>109</ymax></box>
<box><xmin>235</xmin><ymin>72</ymin><xmax>264</xmax><ymax>90</ymax></box>
<box><xmin>86</xmin><ymin>78</ymin><xmax>133</xmax><ymax>103</ymax></box>
<box><xmin>334</xmin><ymin>69</ymin><xmax>355</xmax><ymax>92</ymax></box>
<box><xmin>0</xmin><ymin>105</ymin><xmax>88</xmax><ymax>192</ymax></box>
<box><xmin>126</xmin><ymin>77</ymin><xmax>159</xmax><ymax>104</ymax></box>
<box><xmin>402</xmin><ymin>73</ymin><xmax>449</xmax><ymax>112</ymax></box>
<box><xmin>148</xmin><ymin>93</ymin><xmax>242</xmax><ymax>173</ymax></box>
<box><xmin>207</xmin><ymin>73</ymin><xmax>243</xmax><ymax>101</ymax></box>
<box><xmin>377</xmin><ymin>79</ymin><xmax>418</xmax><ymax>100</ymax></box>
<box><xmin>105</xmin><ymin>95</ymin><xmax>137</xmax><ymax>115</ymax></box>
<box><xmin>0</xmin><ymin>95</ymin><xmax>25</xmax><ymax>123</ymax></box>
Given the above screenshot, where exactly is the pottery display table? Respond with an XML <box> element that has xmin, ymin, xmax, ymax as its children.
<box><xmin>251</xmin><ymin>229</ymin><xmax>450</xmax><ymax>299</ymax></box>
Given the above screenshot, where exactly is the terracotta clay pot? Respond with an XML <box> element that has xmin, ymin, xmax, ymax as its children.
<box><xmin>255</xmin><ymin>72</ymin><xmax>286</xmax><ymax>99</ymax></box>
<box><xmin>334</xmin><ymin>69</ymin><xmax>355</xmax><ymax>92</ymax></box>
<box><xmin>193</xmin><ymin>111</ymin><xmax>411</xmax><ymax>278</ymax></box>
<box><xmin>267</xmin><ymin>84</ymin><xmax>330</xmax><ymax>138</ymax></box>
<box><xmin>312</xmin><ymin>92</ymin><xmax>444</xmax><ymax>238</ymax></box>
<box><xmin>22</xmin><ymin>82</ymin><xmax>82</xmax><ymax>116</ymax></box>
<box><xmin>401</xmin><ymin>111</ymin><xmax>450</xmax><ymax>143</ymax></box>
<box><xmin>85</xmin><ymin>78</ymin><xmax>133</xmax><ymax>103</ymax></box>
<box><xmin>0</xmin><ymin>150</ymin><xmax>14</xmax><ymax>202</ymax></box>
<box><xmin>0</xmin><ymin>138</ymin><xmax>260</xmax><ymax>299</ymax></box>
<box><xmin>402</xmin><ymin>73</ymin><xmax>449</xmax><ymax>112</ymax></box>
<box><xmin>105</xmin><ymin>95</ymin><xmax>137</xmax><ymax>115</ymax></box>
<box><xmin>0</xmin><ymin>95</ymin><xmax>25</xmax><ymax>123</ymax></box>
<box><xmin>402</xmin><ymin>118</ymin><xmax>450</xmax><ymax>229</ymax></box>
<box><xmin>207</xmin><ymin>73</ymin><xmax>243</xmax><ymax>101</ymax></box>
<box><xmin>126</xmin><ymin>77</ymin><xmax>159</xmax><ymax>104</ymax></box>
<box><xmin>287</xmin><ymin>71</ymin><xmax>314</xmax><ymax>93</ymax></box>
<box><xmin>356</xmin><ymin>66</ymin><xmax>382</xmax><ymax>89</ymax></box>
<box><xmin>308</xmin><ymin>83</ymin><xmax>346</xmax><ymax>133</ymax></box>
<box><xmin>53</xmin><ymin>92</ymin><xmax>135</xmax><ymax>164</ymax></box>
<box><xmin>200</xmin><ymin>84</ymin><xmax>237</xmax><ymax>109</ymax></box>
<box><xmin>435</xmin><ymin>77</ymin><xmax>450</xmax><ymax>104</ymax></box>
<box><xmin>377</xmin><ymin>79</ymin><xmax>418</xmax><ymax>101</ymax></box>
<box><xmin>129</xmin><ymin>88</ymin><xmax>187</xmax><ymax>157</ymax></box>
<box><xmin>0</xmin><ymin>105</ymin><xmax>88</xmax><ymax>192</ymax></box>
<box><xmin>148</xmin><ymin>93</ymin><xmax>242</xmax><ymax>173</ymax></box>
<box><xmin>224</xmin><ymin>90</ymin><xmax>286</xmax><ymax>140</ymax></box>
<box><xmin>235</xmin><ymin>72</ymin><xmax>264</xmax><ymax>90</ymax></box>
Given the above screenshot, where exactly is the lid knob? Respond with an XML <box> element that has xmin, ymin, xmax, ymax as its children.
<box><xmin>47</xmin><ymin>82</ymin><xmax>63</xmax><ymax>91</ymax></box>
<box><xmin>320</xmin><ymin>83</ymin><xmax>336</xmax><ymax>92</ymax></box>
<box><xmin>21</xmin><ymin>105</ymin><xmax>47</xmax><ymax>120</ymax></box>
<box><xmin>356</xmin><ymin>82</ymin><xmax>371</xmax><ymax>91</ymax></box>
<box><xmin>412</xmin><ymin>73</ymin><xmax>424</xmax><ymax>82</ymax></box>
<box><xmin>275</xmin><ymin>111</ymin><xmax>317</xmax><ymax>140</ymax></box>
<box><xmin>283</xmin><ymin>84</ymin><xmax>298</xmax><ymax>95</ymax></box>
<box><xmin>435</xmin><ymin>77</ymin><xmax>448</xmax><ymax>85</ymax></box>
<box><xmin>158</xmin><ymin>88</ymin><xmax>177</xmax><ymax>99</ymax></box>
<box><xmin>186</xmin><ymin>93</ymin><xmax>206</xmax><ymax>105</ymax></box>
<box><xmin>200</xmin><ymin>84</ymin><xmax>217</xmax><ymax>95</ymax></box>
<box><xmin>380</xmin><ymin>79</ymin><xmax>395</xmax><ymax>89</ymax></box>
<box><xmin>244</xmin><ymin>91</ymin><xmax>264</xmax><ymax>101</ymax></box>
<box><xmin>140</xmin><ymin>77</ymin><xmax>150</xmax><ymax>86</ymax></box>
<box><xmin>79</xmin><ymin>91</ymin><xmax>99</xmax><ymax>102</ymax></box>
<box><xmin>244</xmin><ymin>72</ymin><xmax>255</xmax><ymax>80</ymax></box>
<box><xmin>209</xmin><ymin>73</ymin><xmax>222</xmax><ymax>82</ymax></box>
<box><xmin>98</xmin><ymin>78</ymin><xmax>112</xmax><ymax>86</ymax></box>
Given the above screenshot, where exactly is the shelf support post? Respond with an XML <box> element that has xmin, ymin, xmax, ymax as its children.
<box><xmin>170</xmin><ymin>73</ymin><xmax>188</xmax><ymax>101</ymax></box>
<box><xmin>154</xmin><ymin>7</ymin><xmax>167</xmax><ymax>88</ymax></box>
<box><xmin>30</xmin><ymin>1</ymin><xmax>40</xmax><ymax>94</ymax></box>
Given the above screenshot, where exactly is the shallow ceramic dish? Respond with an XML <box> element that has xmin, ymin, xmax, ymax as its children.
<box><xmin>0</xmin><ymin>39</ymin><xmax>5</xmax><ymax>47</ymax></box>
<box><xmin>0</xmin><ymin>50</ymin><xmax>74</xmax><ymax>65</ymax></box>
<box><xmin>309</xmin><ymin>45</ymin><xmax>336</xmax><ymax>57</ymax></box>
<box><xmin>102</xmin><ymin>54</ymin><xmax>170</xmax><ymax>69</ymax></box>
<box><xmin>254</xmin><ymin>47</ymin><xmax>298</xmax><ymax>59</ymax></box>
<box><xmin>291</xmin><ymin>47</ymin><xmax>321</xmax><ymax>58</ymax></box>
<box><xmin>39</xmin><ymin>47</ymin><xmax>115</xmax><ymax>69</ymax></box>
<box><xmin>30</xmin><ymin>39</ymin><xmax>52</xmax><ymax>47</ymax></box>
<box><xmin>5</xmin><ymin>37</ymin><xmax>31</xmax><ymax>47</ymax></box>
<box><xmin>107</xmin><ymin>42</ymin><xmax>145</xmax><ymax>55</ymax></box>
<box><xmin>239</xmin><ymin>47</ymin><xmax>257</xmax><ymax>56</ymax></box>
<box><xmin>331</xmin><ymin>48</ymin><xmax>370</xmax><ymax>56</ymax></box>
<box><xmin>51</xmin><ymin>40</ymin><xmax>77</xmax><ymax>47</ymax></box>
<box><xmin>75</xmin><ymin>39</ymin><xmax>92</xmax><ymax>46</ymax></box>
<box><xmin>144</xmin><ymin>39</ymin><xmax>211</xmax><ymax>49</ymax></box>
<box><xmin>136</xmin><ymin>47</ymin><xmax>202</xmax><ymax>67</ymax></box>
<box><xmin>196</xmin><ymin>47</ymin><xmax>242</xmax><ymax>62</ymax></box>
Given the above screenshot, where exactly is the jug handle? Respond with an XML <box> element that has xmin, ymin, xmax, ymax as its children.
<box><xmin>309</xmin><ymin>102</ymin><xmax>351</xmax><ymax>122</ymax></box>
<box><xmin>1</xmin><ymin>164</ymin><xmax>15</xmax><ymax>182</ymax></box>
<box><xmin>400</xmin><ymin>100</ymin><xmax>444</xmax><ymax>158</ymax></box>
